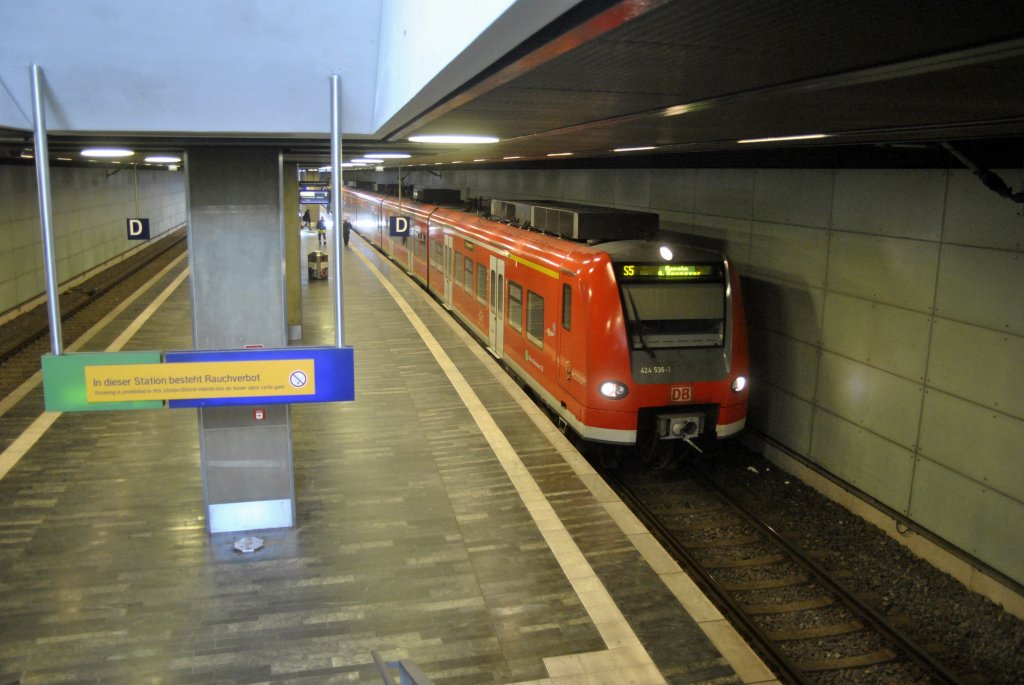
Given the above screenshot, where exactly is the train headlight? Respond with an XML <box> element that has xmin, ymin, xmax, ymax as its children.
<box><xmin>731</xmin><ymin>376</ymin><xmax>747</xmax><ymax>393</ymax></box>
<box><xmin>599</xmin><ymin>381</ymin><xmax>629</xmax><ymax>399</ymax></box>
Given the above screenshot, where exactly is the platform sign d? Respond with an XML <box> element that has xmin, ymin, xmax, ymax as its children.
<box><xmin>127</xmin><ymin>218</ymin><xmax>150</xmax><ymax>240</ymax></box>
<box><xmin>388</xmin><ymin>215</ymin><xmax>411</xmax><ymax>237</ymax></box>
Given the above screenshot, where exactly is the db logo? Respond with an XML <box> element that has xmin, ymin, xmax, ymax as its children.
<box><xmin>669</xmin><ymin>385</ymin><xmax>692</xmax><ymax>403</ymax></box>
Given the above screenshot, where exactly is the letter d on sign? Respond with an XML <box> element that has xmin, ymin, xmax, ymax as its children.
<box><xmin>388</xmin><ymin>216</ymin><xmax>410</xmax><ymax>236</ymax></box>
<box><xmin>127</xmin><ymin>218</ymin><xmax>151</xmax><ymax>240</ymax></box>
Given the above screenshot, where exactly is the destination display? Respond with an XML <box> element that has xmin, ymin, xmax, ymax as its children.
<box><xmin>617</xmin><ymin>263</ymin><xmax>720</xmax><ymax>281</ymax></box>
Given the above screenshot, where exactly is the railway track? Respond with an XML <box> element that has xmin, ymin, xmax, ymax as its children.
<box><xmin>0</xmin><ymin>229</ymin><xmax>188</xmax><ymax>400</ymax></box>
<box><xmin>607</xmin><ymin>456</ymin><xmax>979</xmax><ymax>685</ymax></box>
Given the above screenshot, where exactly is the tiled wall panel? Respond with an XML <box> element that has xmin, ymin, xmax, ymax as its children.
<box><xmin>918</xmin><ymin>389</ymin><xmax>1024</xmax><ymax>500</ymax></box>
<box><xmin>927</xmin><ymin>319</ymin><xmax>1024</xmax><ymax>420</ymax></box>
<box><xmin>811</xmin><ymin>410</ymin><xmax>916</xmax><ymax>514</ymax></box>
<box><xmin>743</xmin><ymin>277</ymin><xmax>824</xmax><ymax>345</ymax></box>
<box><xmin>827</xmin><ymin>232</ymin><xmax>940</xmax><ymax>312</ymax></box>
<box><xmin>748</xmin><ymin>221</ymin><xmax>828</xmax><ymax>288</ymax></box>
<box><xmin>935</xmin><ymin>245</ymin><xmax>1023</xmax><ymax>336</ymax></box>
<box><xmin>752</xmin><ymin>168</ymin><xmax>833</xmax><ymax>228</ymax></box>
<box><xmin>750</xmin><ymin>329</ymin><xmax>818</xmax><ymax>401</ymax></box>
<box><xmin>821</xmin><ymin>293</ymin><xmax>931</xmax><ymax>382</ymax></box>
<box><xmin>749</xmin><ymin>385</ymin><xmax>813</xmax><ymax>456</ymax></box>
<box><xmin>613</xmin><ymin>167</ymin><xmax>652</xmax><ymax>209</ymax></box>
<box><xmin>910</xmin><ymin>459</ymin><xmax>1024</xmax><ymax>583</ymax></box>
<box><xmin>943</xmin><ymin>169</ymin><xmax>1024</xmax><ymax>251</ymax></box>
<box><xmin>695</xmin><ymin>168</ymin><xmax>754</xmax><ymax>219</ymax></box>
<box><xmin>832</xmin><ymin>169</ymin><xmax>946</xmax><ymax>240</ymax></box>
<box><xmin>649</xmin><ymin>168</ymin><xmax>696</xmax><ymax>213</ymax></box>
<box><xmin>815</xmin><ymin>351</ymin><xmax>923</xmax><ymax>450</ymax></box>
<box><xmin>0</xmin><ymin>165</ymin><xmax>185</xmax><ymax>315</ymax></box>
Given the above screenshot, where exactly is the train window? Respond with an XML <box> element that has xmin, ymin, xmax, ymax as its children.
<box><xmin>561</xmin><ymin>283</ymin><xmax>571</xmax><ymax>331</ymax></box>
<box><xmin>526</xmin><ymin>291</ymin><xmax>544</xmax><ymax>349</ymax></box>
<box><xmin>476</xmin><ymin>264</ymin><xmax>487</xmax><ymax>304</ymax></box>
<box><xmin>464</xmin><ymin>258</ymin><xmax>474</xmax><ymax>292</ymax></box>
<box><xmin>620</xmin><ymin>281</ymin><xmax>724</xmax><ymax>348</ymax></box>
<box><xmin>433</xmin><ymin>241</ymin><xmax>443</xmax><ymax>270</ymax></box>
<box><xmin>508</xmin><ymin>282</ymin><xmax>523</xmax><ymax>332</ymax></box>
<box><xmin>455</xmin><ymin>253</ymin><xmax>463</xmax><ymax>286</ymax></box>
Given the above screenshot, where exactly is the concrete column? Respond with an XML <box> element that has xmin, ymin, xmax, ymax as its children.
<box><xmin>185</xmin><ymin>147</ymin><xmax>295</xmax><ymax>534</ymax></box>
<box><xmin>283</xmin><ymin>162</ymin><xmax>303</xmax><ymax>341</ymax></box>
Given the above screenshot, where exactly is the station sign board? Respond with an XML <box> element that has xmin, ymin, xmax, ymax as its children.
<box><xmin>127</xmin><ymin>218</ymin><xmax>150</xmax><ymax>240</ymax></box>
<box><xmin>41</xmin><ymin>346</ymin><xmax>354</xmax><ymax>412</ymax></box>
<box><xmin>299</xmin><ymin>183</ymin><xmax>330</xmax><ymax>205</ymax></box>
<box><xmin>389</xmin><ymin>215</ymin><xmax>411</xmax><ymax>236</ymax></box>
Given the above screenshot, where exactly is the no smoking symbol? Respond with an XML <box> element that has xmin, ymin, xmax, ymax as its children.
<box><xmin>289</xmin><ymin>370</ymin><xmax>308</xmax><ymax>388</ymax></box>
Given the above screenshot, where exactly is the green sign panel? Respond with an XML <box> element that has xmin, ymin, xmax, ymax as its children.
<box><xmin>42</xmin><ymin>351</ymin><xmax>164</xmax><ymax>412</ymax></box>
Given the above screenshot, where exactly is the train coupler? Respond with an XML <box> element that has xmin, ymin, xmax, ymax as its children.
<box><xmin>656</xmin><ymin>412</ymin><xmax>705</xmax><ymax>453</ymax></box>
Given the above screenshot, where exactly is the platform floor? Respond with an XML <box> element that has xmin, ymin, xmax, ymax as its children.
<box><xmin>0</xmin><ymin>226</ymin><xmax>776</xmax><ymax>684</ymax></box>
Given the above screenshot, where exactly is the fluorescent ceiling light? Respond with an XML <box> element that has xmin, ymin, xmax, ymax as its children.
<box><xmin>547</xmin><ymin>152</ymin><xmax>573</xmax><ymax>157</ymax></box>
<box><xmin>366</xmin><ymin>152</ymin><xmax>411</xmax><ymax>159</ymax></box>
<box><xmin>350</xmin><ymin>157</ymin><xmax>384</xmax><ymax>164</ymax></box>
<box><xmin>145</xmin><ymin>155</ymin><xmax>181</xmax><ymax>163</ymax></box>
<box><xmin>737</xmin><ymin>133</ymin><xmax>829</xmax><ymax>144</ymax></box>
<box><xmin>663</xmin><ymin>105</ymin><xmax>694</xmax><ymax>117</ymax></box>
<box><xmin>408</xmin><ymin>134</ymin><xmax>499</xmax><ymax>144</ymax></box>
<box><xmin>614</xmin><ymin>146</ymin><xmax>656</xmax><ymax>152</ymax></box>
<box><xmin>81</xmin><ymin>147</ymin><xmax>134</xmax><ymax>158</ymax></box>
<box><xmin>502</xmin><ymin>156</ymin><xmax>522</xmax><ymax>160</ymax></box>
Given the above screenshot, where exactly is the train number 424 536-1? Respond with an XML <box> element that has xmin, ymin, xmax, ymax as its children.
<box><xmin>639</xmin><ymin>365</ymin><xmax>672</xmax><ymax>375</ymax></box>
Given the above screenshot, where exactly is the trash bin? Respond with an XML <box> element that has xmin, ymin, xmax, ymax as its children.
<box><xmin>308</xmin><ymin>251</ymin><xmax>328</xmax><ymax>280</ymax></box>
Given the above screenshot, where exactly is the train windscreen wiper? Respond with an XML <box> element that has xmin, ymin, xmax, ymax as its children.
<box><xmin>624</xmin><ymin>287</ymin><xmax>655</xmax><ymax>358</ymax></box>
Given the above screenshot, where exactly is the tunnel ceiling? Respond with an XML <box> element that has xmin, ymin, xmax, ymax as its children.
<box><xmin>2</xmin><ymin>0</ymin><xmax>1023</xmax><ymax>170</ymax></box>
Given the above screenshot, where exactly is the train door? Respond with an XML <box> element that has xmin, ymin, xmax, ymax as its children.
<box><xmin>407</xmin><ymin>224</ymin><xmax>415</xmax><ymax>273</ymax></box>
<box><xmin>488</xmin><ymin>256</ymin><xmax>505</xmax><ymax>356</ymax></box>
<box><xmin>557</xmin><ymin>273</ymin><xmax>585</xmax><ymax>401</ymax></box>
<box><xmin>443</xmin><ymin>234</ymin><xmax>454</xmax><ymax>308</ymax></box>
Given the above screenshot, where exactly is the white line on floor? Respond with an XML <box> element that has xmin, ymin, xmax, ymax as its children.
<box><xmin>0</xmin><ymin>260</ymin><xmax>190</xmax><ymax>481</ymax></box>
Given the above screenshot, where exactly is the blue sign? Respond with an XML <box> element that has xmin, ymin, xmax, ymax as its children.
<box><xmin>388</xmin><ymin>215</ymin><xmax>411</xmax><ymax>236</ymax></box>
<box><xmin>164</xmin><ymin>346</ymin><xmax>354</xmax><ymax>408</ymax></box>
<box><xmin>127</xmin><ymin>218</ymin><xmax>150</xmax><ymax>240</ymax></box>
<box><xmin>299</xmin><ymin>183</ymin><xmax>330</xmax><ymax>205</ymax></box>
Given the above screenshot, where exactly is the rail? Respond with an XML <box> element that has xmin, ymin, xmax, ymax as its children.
<box><xmin>607</xmin><ymin>467</ymin><xmax>968</xmax><ymax>684</ymax></box>
<box><xmin>371</xmin><ymin>650</ymin><xmax>435</xmax><ymax>685</ymax></box>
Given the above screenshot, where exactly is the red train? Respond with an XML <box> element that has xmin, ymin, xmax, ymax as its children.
<box><xmin>343</xmin><ymin>187</ymin><xmax>749</xmax><ymax>462</ymax></box>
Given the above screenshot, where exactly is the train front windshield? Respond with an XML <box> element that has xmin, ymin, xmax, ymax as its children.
<box><xmin>616</xmin><ymin>263</ymin><xmax>725</xmax><ymax>349</ymax></box>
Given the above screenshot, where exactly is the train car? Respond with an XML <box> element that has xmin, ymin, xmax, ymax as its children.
<box><xmin>342</xmin><ymin>188</ymin><xmax>749</xmax><ymax>463</ymax></box>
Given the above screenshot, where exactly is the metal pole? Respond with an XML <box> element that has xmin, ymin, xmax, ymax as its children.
<box><xmin>30</xmin><ymin>64</ymin><xmax>63</xmax><ymax>356</ymax></box>
<box><xmin>330</xmin><ymin>74</ymin><xmax>344</xmax><ymax>348</ymax></box>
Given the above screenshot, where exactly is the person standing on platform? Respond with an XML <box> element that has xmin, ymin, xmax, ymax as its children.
<box><xmin>316</xmin><ymin>215</ymin><xmax>327</xmax><ymax>247</ymax></box>
<box><xmin>342</xmin><ymin>219</ymin><xmax>352</xmax><ymax>247</ymax></box>
<box><xmin>302</xmin><ymin>208</ymin><xmax>311</xmax><ymax>229</ymax></box>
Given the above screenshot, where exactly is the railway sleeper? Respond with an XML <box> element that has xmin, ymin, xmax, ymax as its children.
<box><xmin>796</xmin><ymin>647</ymin><xmax>898</xmax><ymax>672</ymax></box>
<box><xmin>766</xmin><ymin>620</ymin><xmax>864</xmax><ymax>641</ymax></box>
<box><xmin>719</xmin><ymin>574</ymin><xmax>809</xmax><ymax>591</ymax></box>
<box><xmin>742</xmin><ymin>596</ymin><xmax>835</xmax><ymax>615</ymax></box>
